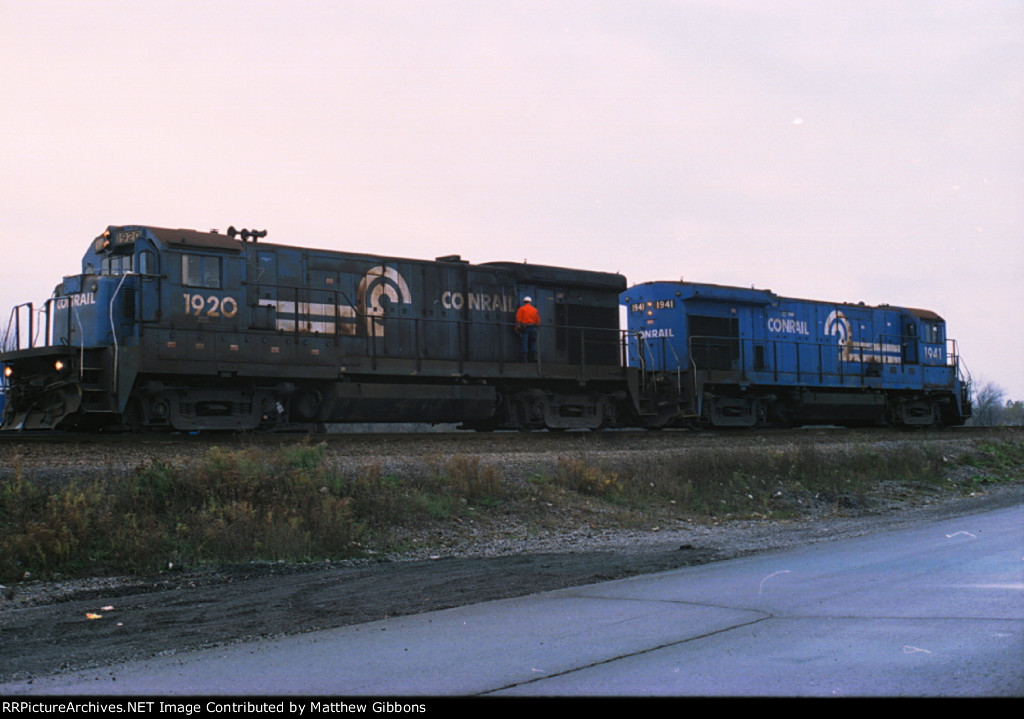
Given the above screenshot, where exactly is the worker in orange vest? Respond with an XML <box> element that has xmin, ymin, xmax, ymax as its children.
<box><xmin>515</xmin><ymin>296</ymin><xmax>540</xmax><ymax>362</ymax></box>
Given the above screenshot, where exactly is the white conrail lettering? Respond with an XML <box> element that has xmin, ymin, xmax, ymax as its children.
<box><xmin>640</xmin><ymin>328</ymin><xmax>675</xmax><ymax>339</ymax></box>
<box><xmin>440</xmin><ymin>291</ymin><xmax>517</xmax><ymax>312</ymax></box>
<box><xmin>54</xmin><ymin>292</ymin><xmax>97</xmax><ymax>310</ymax></box>
<box><xmin>766</xmin><ymin>316</ymin><xmax>809</xmax><ymax>335</ymax></box>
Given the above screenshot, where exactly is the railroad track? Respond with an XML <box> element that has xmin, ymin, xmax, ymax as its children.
<box><xmin>0</xmin><ymin>422</ymin><xmax>1013</xmax><ymax>450</ymax></box>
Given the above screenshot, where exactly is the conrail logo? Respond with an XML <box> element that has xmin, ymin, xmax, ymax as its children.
<box><xmin>824</xmin><ymin>309</ymin><xmax>851</xmax><ymax>345</ymax></box>
<box><xmin>824</xmin><ymin>309</ymin><xmax>901</xmax><ymax>365</ymax></box>
<box><xmin>258</xmin><ymin>266</ymin><xmax>412</xmax><ymax>337</ymax></box>
<box><xmin>358</xmin><ymin>265</ymin><xmax>412</xmax><ymax>336</ymax></box>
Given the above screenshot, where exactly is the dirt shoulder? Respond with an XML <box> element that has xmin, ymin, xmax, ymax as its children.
<box><xmin>1</xmin><ymin>478</ymin><xmax>1021</xmax><ymax>684</ymax></box>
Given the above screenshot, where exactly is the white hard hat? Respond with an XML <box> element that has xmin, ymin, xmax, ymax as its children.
<box><xmin>524</xmin><ymin>296</ymin><xmax>532</xmax><ymax>303</ymax></box>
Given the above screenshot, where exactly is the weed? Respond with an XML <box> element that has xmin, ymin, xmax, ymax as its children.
<box><xmin>553</xmin><ymin>456</ymin><xmax>624</xmax><ymax>498</ymax></box>
<box><xmin>956</xmin><ymin>439</ymin><xmax>1024</xmax><ymax>484</ymax></box>
<box><xmin>2</xmin><ymin>436</ymin><xmax>1020</xmax><ymax>583</ymax></box>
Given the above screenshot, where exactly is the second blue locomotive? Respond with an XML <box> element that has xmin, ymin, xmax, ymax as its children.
<box><xmin>622</xmin><ymin>281</ymin><xmax>971</xmax><ymax>428</ymax></box>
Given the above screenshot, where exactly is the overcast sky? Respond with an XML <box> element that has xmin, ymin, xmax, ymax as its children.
<box><xmin>2</xmin><ymin>0</ymin><xmax>1021</xmax><ymax>399</ymax></box>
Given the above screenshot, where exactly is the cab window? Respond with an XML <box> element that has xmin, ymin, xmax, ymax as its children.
<box><xmin>921</xmin><ymin>322</ymin><xmax>943</xmax><ymax>344</ymax></box>
<box><xmin>139</xmin><ymin>250</ymin><xmax>156</xmax><ymax>275</ymax></box>
<box><xmin>101</xmin><ymin>254</ymin><xmax>134</xmax><ymax>275</ymax></box>
<box><xmin>182</xmin><ymin>254</ymin><xmax>221</xmax><ymax>289</ymax></box>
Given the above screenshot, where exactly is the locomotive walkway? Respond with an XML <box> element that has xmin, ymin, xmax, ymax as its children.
<box><xmin>3</xmin><ymin>501</ymin><xmax>1021</xmax><ymax>697</ymax></box>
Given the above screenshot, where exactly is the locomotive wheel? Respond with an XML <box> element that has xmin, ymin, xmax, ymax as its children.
<box><xmin>291</xmin><ymin>386</ymin><xmax>325</xmax><ymax>423</ymax></box>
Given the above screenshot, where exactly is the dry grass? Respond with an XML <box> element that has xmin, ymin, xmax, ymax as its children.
<box><xmin>1</xmin><ymin>436</ymin><xmax>1020</xmax><ymax>582</ymax></box>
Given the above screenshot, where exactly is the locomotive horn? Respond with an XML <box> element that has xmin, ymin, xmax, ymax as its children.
<box><xmin>226</xmin><ymin>226</ymin><xmax>265</xmax><ymax>242</ymax></box>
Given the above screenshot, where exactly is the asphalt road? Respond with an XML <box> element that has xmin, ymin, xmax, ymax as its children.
<box><xmin>4</xmin><ymin>503</ymin><xmax>1021</xmax><ymax>697</ymax></box>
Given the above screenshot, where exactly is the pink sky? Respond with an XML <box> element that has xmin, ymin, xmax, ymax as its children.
<box><xmin>2</xmin><ymin>0</ymin><xmax>1021</xmax><ymax>398</ymax></box>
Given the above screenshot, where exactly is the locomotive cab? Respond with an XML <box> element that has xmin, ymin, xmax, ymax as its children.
<box><xmin>0</xmin><ymin>227</ymin><xmax>159</xmax><ymax>429</ymax></box>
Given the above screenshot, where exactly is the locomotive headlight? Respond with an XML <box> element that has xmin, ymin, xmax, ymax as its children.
<box><xmin>3</xmin><ymin>366</ymin><xmax>11</xmax><ymax>378</ymax></box>
<box><xmin>54</xmin><ymin>360</ymin><xmax>65</xmax><ymax>372</ymax></box>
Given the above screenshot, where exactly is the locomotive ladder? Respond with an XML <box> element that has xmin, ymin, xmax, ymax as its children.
<box><xmin>78</xmin><ymin>356</ymin><xmax>117</xmax><ymax>415</ymax></box>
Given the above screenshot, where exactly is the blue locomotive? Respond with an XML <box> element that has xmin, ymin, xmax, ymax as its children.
<box><xmin>0</xmin><ymin>225</ymin><xmax>624</xmax><ymax>431</ymax></box>
<box><xmin>622</xmin><ymin>281</ymin><xmax>971</xmax><ymax>428</ymax></box>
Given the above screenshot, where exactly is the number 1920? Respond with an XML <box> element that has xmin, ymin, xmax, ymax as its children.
<box><xmin>183</xmin><ymin>293</ymin><xmax>238</xmax><ymax>318</ymax></box>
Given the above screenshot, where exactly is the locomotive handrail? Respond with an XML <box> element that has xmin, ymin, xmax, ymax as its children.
<box><xmin>72</xmin><ymin>297</ymin><xmax>85</xmax><ymax>377</ymax></box>
<box><xmin>626</xmin><ymin>327</ymin><xmax>963</xmax><ymax>395</ymax></box>
<box><xmin>262</xmin><ymin>294</ymin><xmax>616</xmax><ymax>376</ymax></box>
<box><xmin>626</xmin><ymin>332</ymin><xmax>698</xmax><ymax>418</ymax></box>
<box><xmin>682</xmin><ymin>331</ymin><xmax>962</xmax><ymax>391</ymax></box>
<box><xmin>630</xmin><ymin>330</ymin><xmax>651</xmax><ymax>381</ymax></box>
<box><xmin>32</xmin><ymin>303</ymin><xmax>47</xmax><ymax>349</ymax></box>
<box><xmin>2</xmin><ymin>303</ymin><xmax>35</xmax><ymax>353</ymax></box>
<box><xmin>1</xmin><ymin>305</ymin><xmax>21</xmax><ymax>353</ymax></box>
<box><xmin>948</xmin><ymin>339</ymin><xmax>972</xmax><ymax>414</ymax></box>
<box><xmin>108</xmin><ymin>272</ymin><xmax>137</xmax><ymax>394</ymax></box>
<box><xmin>41</xmin><ymin>300</ymin><xmax>52</xmax><ymax>349</ymax></box>
<box><xmin>249</xmin><ymin>274</ymin><xmax>619</xmax><ymax>376</ymax></box>
<box><xmin>669</xmin><ymin>337</ymin><xmax>684</xmax><ymax>393</ymax></box>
